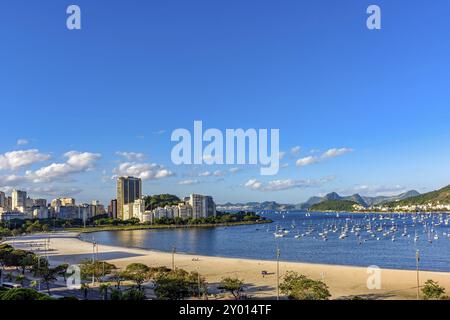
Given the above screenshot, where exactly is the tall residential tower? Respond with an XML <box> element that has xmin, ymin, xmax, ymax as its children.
<box><xmin>117</xmin><ymin>176</ymin><xmax>142</xmax><ymax>220</ymax></box>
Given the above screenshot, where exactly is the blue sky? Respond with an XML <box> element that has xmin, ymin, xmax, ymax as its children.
<box><xmin>1</xmin><ymin>0</ymin><xmax>450</xmax><ymax>204</ymax></box>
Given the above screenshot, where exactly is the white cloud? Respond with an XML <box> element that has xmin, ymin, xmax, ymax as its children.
<box><xmin>0</xmin><ymin>150</ymin><xmax>101</xmax><ymax>187</ymax></box>
<box><xmin>116</xmin><ymin>151</ymin><xmax>146</xmax><ymax>161</ymax></box>
<box><xmin>28</xmin><ymin>186</ymin><xmax>83</xmax><ymax>197</ymax></box>
<box><xmin>245</xmin><ymin>176</ymin><xmax>335</xmax><ymax>192</ymax></box>
<box><xmin>321</xmin><ymin>148</ymin><xmax>353</xmax><ymax>159</ymax></box>
<box><xmin>279</xmin><ymin>151</ymin><xmax>287</xmax><ymax>160</ymax></box>
<box><xmin>0</xmin><ymin>149</ymin><xmax>51</xmax><ymax>171</ymax></box>
<box><xmin>16</xmin><ymin>139</ymin><xmax>29</xmax><ymax>146</ymax></box>
<box><xmin>229</xmin><ymin>167</ymin><xmax>242</xmax><ymax>174</ymax></box>
<box><xmin>296</xmin><ymin>156</ymin><xmax>320</xmax><ymax>167</ymax></box>
<box><xmin>0</xmin><ymin>174</ymin><xmax>28</xmax><ymax>187</ymax></box>
<box><xmin>296</xmin><ymin>147</ymin><xmax>353</xmax><ymax>167</ymax></box>
<box><xmin>291</xmin><ymin>146</ymin><xmax>301</xmax><ymax>155</ymax></box>
<box><xmin>27</xmin><ymin>151</ymin><xmax>101</xmax><ymax>183</ymax></box>
<box><xmin>213</xmin><ymin>170</ymin><xmax>224</xmax><ymax>177</ymax></box>
<box><xmin>177</xmin><ymin>179</ymin><xmax>199</xmax><ymax>185</ymax></box>
<box><xmin>244</xmin><ymin>179</ymin><xmax>263</xmax><ymax>190</ymax></box>
<box><xmin>113</xmin><ymin>162</ymin><xmax>174</xmax><ymax>181</ymax></box>
<box><xmin>199</xmin><ymin>171</ymin><xmax>212</xmax><ymax>177</ymax></box>
<box><xmin>154</xmin><ymin>130</ymin><xmax>166</xmax><ymax>135</ymax></box>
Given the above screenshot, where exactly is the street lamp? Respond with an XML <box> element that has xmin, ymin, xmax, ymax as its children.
<box><xmin>416</xmin><ymin>250</ymin><xmax>420</xmax><ymax>300</ymax></box>
<box><xmin>172</xmin><ymin>245</ymin><xmax>176</xmax><ymax>270</ymax></box>
<box><xmin>276</xmin><ymin>247</ymin><xmax>281</xmax><ymax>301</ymax></box>
<box><xmin>92</xmin><ymin>241</ymin><xmax>97</xmax><ymax>285</ymax></box>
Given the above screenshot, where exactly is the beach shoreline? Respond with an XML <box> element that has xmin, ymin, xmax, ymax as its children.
<box><xmin>6</xmin><ymin>232</ymin><xmax>450</xmax><ymax>300</ymax></box>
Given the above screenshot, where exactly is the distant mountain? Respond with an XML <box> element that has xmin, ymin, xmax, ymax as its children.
<box><xmin>362</xmin><ymin>190</ymin><xmax>420</xmax><ymax>206</ymax></box>
<box><xmin>219</xmin><ymin>189</ymin><xmax>422</xmax><ymax>212</ymax></box>
<box><xmin>217</xmin><ymin>201</ymin><xmax>295</xmax><ymax>212</ymax></box>
<box><xmin>384</xmin><ymin>185</ymin><xmax>450</xmax><ymax>207</ymax></box>
<box><xmin>299</xmin><ymin>190</ymin><xmax>420</xmax><ymax>209</ymax></box>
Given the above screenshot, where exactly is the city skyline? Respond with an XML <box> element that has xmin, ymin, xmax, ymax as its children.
<box><xmin>2</xmin><ymin>1</ymin><xmax>450</xmax><ymax>205</ymax></box>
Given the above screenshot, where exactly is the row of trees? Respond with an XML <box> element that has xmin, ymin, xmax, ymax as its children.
<box><xmin>152</xmin><ymin>212</ymin><xmax>264</xmax><ymax>226</ymax></box>
<box><xmin>0</xmin><ymin>243</ymin><xmax>69</xmax><ymax>295</ymax></box>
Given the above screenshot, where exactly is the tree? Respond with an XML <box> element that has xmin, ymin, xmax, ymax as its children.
<box><xmin>25</xmin><ymin>221</ymin><xmax>43</xmax><ymax>233</ymax></box>
<box><xmin>0</xmin><ymin>227</ymin><xmax>12</xmax><ymax>239</ymax></box>
<box><xmin>80</xmin><ymin>283</ymin><xmax>90</xmax><ymax>300</ymax></box>
<box><xmin>15</xmin><ymin>274</ymin><xmax>27</xmax><ymax>286</ymax></box>
<box><xmin>111</xmin><ymin>271</ymin><xmax>124</xmax><ymax>288</ymax></box>
<box><xmin>53</xmin><ymin>263</ymin><xmax>69</xmax><ymax>281</ymax></box>
<box><xmin>0</xmin><ymin>288</ymin><xmax>53</xmax><ymax>300</ymax></box>
<box><xmin>0</xmin><ymin>244</ymin><xmax>13</xmax><ymax>279</ymax></box>
<box><xmin>280</xmin><ymin>271</ymin><xmax>331</xmax><ymax>300</ymax></box>
<box><xmin>422</xmin><ymin>280</ymin><xmax>447</xmax><ymax>300</ymax></box>
<box><xmin>18</xmin><ymin>251</ymin><xmax>36</xmax><ymax>274</ymax></box>
<box><xmin>153</xmin><ymin>269</ymin><xmax>206</xmax><ymax>300</ymax></box>
<box><xmin>99</xmin><ymin>283</ymin><xmax>111</xmax><ymax>300</ymax></box>
<box><xmin>109</xmin><ymin>287</ymin><xmax>146</xmax><ymax>300</ymax></box>
<box><xmin>144</xmin><ymin>194</ymin><xmax>181</xmax><ymax>210</ymax></box>
<box><xmin>121</xmin><ymin>288</ymin><xmax>146</xmax><ymax>300</ymax></box>
<box><xmin>121</xmin><ymin>263</ymin><xmax>151</xmax><ymax>290</ymax></box>
<box><xmin>79</xmin><ymin>260</ymin><xmax>116</xmax><ymax>283</ymax></box>
<box><xmin>40</xmin><ymin>267</ymin><xmax>58</xmax><ymax>294</ymax></box>
<box><xmin>218</xmin><ymin>277</ymin><xmax>245</xmax><ymax>300</ymax></box>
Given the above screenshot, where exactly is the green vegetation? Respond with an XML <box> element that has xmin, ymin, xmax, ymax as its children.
<box><xmin>153</xmin><ymin>268</ymin><xmax>207</xmax><ymax>300</ymax></box>
<box><xmin>0</xmin><ymin>244</ymin><xmax>69</xmax><ymax>297</ymax></box>
<box><xmin>0</xmin><ymin>288</ymin><xmax>53</xmax><ymax>300</ymax></box>
<box><xmin>120</xmin><ymin>263</ymin><xmax>151</xmax><ymax>290</ymax></box>
<box><xmin>153</xmin><ymin>211</ymin><xmax>264</xmax><ymax>225</ymax></box>
<box><xmin>422</xmin><ymin>280</ymin><xmax>448</xmax><ymax>300</ymax></box>
<box><xmin>385</xmin><ymin>185</ymin><xmax>450</xmax><ymax>208</ymax></box>
<box><xmin>110</xmin><ymin>287</ymin><xmax>147</xmax><ymax>300</ymax></box>
<box><xmin>218</xmin><ymin>277</ymin><xmax>245</xmax><ymax>300</ymax></box>
<box><xmin>1</xmin><ymin>242</ymin><xmax>216</xmax><ymax>301</ymax></box>
<box><xmin>280</xmin><ymin>271</ymin><xmax>331</xmax><ymax>300</ymax></box>
<box><xmin>143</xmin><ymin>194</ymin><xmax>181</xmax><ymax>210</ymax></box>
<box><xmin>79</xmin><ymin>260</ymin><xmax>117</xmax><ymax>283</ymax></box>
<box><xmin>310</xmin><ymin>200</ymin><xmax>359</xmax><ymax>212</ymax></box>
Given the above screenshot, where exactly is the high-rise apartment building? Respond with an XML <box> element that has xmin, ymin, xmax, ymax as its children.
<box><xmin>33</xmin><ymin>199</ymin><xmax>47</xmax><ymax>207</ymax></box>
<box><xmin>188</xmin><ymin>194</ymin><xmax>216</xmax><ymax>219</ymax></box>
<box><xmin>117</xmin><ymin>176</ymin><xmax>142</xmax><ymax>220</ymax></box>
<box><xmin>108</xmin><ymin>199</ymin><xmax>118</xmax><ymax>219</ymax></box>
<box><xmin>0</xmin><ymin>191</ymin><xmax>5</xmax><ymax>208</ymax></box>
<box><xmin>12</xmin><ymin>189</ymin><xmax>27</xmax><ymax>212</ymax></box>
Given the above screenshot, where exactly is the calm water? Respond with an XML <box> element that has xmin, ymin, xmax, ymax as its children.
<box><xmin>81</xmin><ymin>212</ymin><xmax>450</xmax><ymax>272</ymax></box>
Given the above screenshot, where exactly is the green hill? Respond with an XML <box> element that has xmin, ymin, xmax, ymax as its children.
<box><xmin>384</xmin><ymin>185</ymin><xmax>450</xmax><ymax>207</ymax></box>
<box><xmin>310</xmin><ymin>200</ymin><xmax>359</xmax><ymax>212</ymax></box>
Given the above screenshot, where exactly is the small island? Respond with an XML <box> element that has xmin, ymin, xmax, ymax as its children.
<box><xmin>309</xmin><ymin>200</ymin><xmax>360</xmax><ymax>212</ymax></box>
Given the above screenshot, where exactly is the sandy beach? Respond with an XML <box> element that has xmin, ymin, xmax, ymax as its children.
<box><xmin>7</xmin><ymin>232</ymin><xmax>450</xmax><ymax>300</ymax></box>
